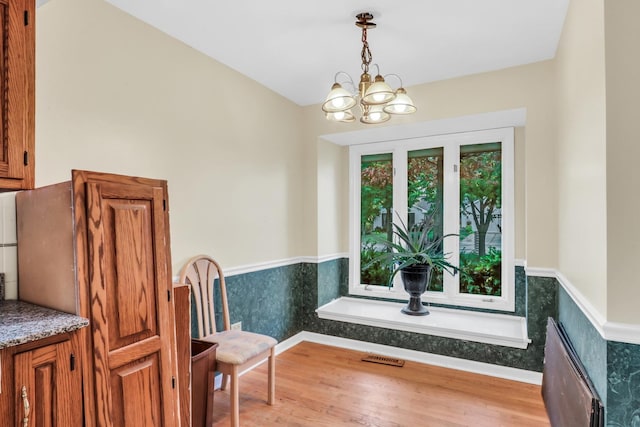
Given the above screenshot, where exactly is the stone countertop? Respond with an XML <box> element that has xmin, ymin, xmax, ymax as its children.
<box><xmin>0</xmin><ymin>300</ymin><xmax>89</xmax><ymax>350</ymax></box>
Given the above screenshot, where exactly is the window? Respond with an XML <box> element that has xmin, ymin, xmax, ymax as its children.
<box><xmin>349</xmin><ymin>128</ymin><xmax>515</xmax><ymax>311</ymax></box>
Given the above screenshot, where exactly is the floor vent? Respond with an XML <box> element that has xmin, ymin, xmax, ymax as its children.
<box><xmin>361</xmin><ymin>354</ymin><xmax>405</xmax><ymax>367</ymax></box>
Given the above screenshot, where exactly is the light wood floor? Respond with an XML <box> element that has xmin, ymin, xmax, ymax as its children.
<box><xmin>210</xmin><ymin>341</ymin><xmax>550</xmax><ymax>427</ymax></box>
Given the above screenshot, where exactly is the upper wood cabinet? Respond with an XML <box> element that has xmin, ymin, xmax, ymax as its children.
<box><xmin>0</xmin><ymin>0</ymin><xmax>35</xmax><ymax>190</ymax></box>
<box><xmin>16</xmin><ymin>170</ymin><xmax>180</xmax><ymax>427</ymax></box>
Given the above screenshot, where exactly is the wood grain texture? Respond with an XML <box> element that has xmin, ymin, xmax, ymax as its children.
<box><xmin>13</xmin><ymin>334</ymin><xmax>83</xmax><ymax>427</ymax></box>
<box><xmin>75</xmin><ymin>171</ymin><xmax>179</xmax><ymax>427</ymax></box>
<box><xmin>211</xmin><ymin>341</ymin><xmax>550</xmax><ymax>427</ymax></box>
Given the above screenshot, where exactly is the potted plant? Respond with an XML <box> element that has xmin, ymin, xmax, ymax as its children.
<box><xmin>368</xmin><ymin>212</ymin><xmax>457</xmax><ymax>316</ymax></box>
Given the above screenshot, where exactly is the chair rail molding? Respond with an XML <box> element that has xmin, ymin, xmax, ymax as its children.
<box><xmin>173</xmin><ymin>254</ymin><xmax>349</xmax><ymax>282</ymax></box>
<box><xmin>527</xmin><ymin>266</ymin><xmax>640</xmax><ymax>345</ymax></box>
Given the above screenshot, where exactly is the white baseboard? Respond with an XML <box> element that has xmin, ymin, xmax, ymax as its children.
<box><xmin>276</xmin><ymin>331</ymin><xmax>542</xmax><ymax>385</ymax></box>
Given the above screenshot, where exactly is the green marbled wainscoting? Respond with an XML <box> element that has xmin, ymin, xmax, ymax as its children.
<box><xmin>207</xmin><ymin>260</ymin><xmax>558</xmax><ymax>372</ymax></box>
<box><xmin>607</xmin><ymin>341</ymin><xmax>640</xmax><ymax>426</ymax></box>
<box><xmin>558</xmin><ymin>286</ymin><xmax>608</xmax><ymax>404</ymax></box>
<box><xmin>305</xmin><ymin>265</ymin><xmax>558</xmax><ymax>372</ymax></box>
<box><xmin>194</xmin><ymin>258</ymin><xmax>640</xmax><ymax>424</ymax></box>
<box><xmin>559</xmin><ymin>286</ymin><xmax>640</xmax><ymax>426</ymax></box>
<box><xmin>190</xmin><ymin>263</ymin><xmax>307</xmax><ymax>341</ymax></box>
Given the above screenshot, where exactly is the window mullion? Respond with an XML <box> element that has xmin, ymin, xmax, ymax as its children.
<box><xmin>392</xmin><ymin>148</ymin><xmax>408</xmax><ymax>292</ymax></box>
<box><xmin>443</xmin><ymin>142</ymin><xmax>460</xmax><ymax>299</ymax></box>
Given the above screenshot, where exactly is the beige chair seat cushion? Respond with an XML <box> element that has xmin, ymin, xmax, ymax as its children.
<box><xmin>202</xmin><ymin>330</ymin><xmax>277</xmax><ymax>365</ymax></box>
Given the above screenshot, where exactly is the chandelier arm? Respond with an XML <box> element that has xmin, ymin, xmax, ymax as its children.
<box><xmin>334</xmin><ymin>71</ymin><xmax>357</xmax><ymax>94</ymax></box>
<box><xmin>383</xmin><ymin>73</ymin><xmax>404</xmax><ymax>89</ymax></box>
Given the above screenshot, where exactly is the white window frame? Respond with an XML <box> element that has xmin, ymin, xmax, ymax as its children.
<box><xmin>349</xmin><ymin>127</ymin><xmax>515</xmax><ymax>311</ymax></box>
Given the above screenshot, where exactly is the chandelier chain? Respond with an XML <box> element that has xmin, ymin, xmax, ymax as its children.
<box><xmin>360</xmin><ymin>27</ymin><xmax>372</xmax><ymax>74</ymax></box>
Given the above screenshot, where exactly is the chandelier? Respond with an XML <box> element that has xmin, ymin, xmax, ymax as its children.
<box><xmin>322</xmin><ymin>12</ymin><xmax>416</xmax><ymax>124</ymax></box>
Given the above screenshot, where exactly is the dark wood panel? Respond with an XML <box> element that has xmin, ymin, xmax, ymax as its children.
<box><xmin>173</xmin><ymin>284</ymin><xmax>192</xmax><ymax>427</ymax></box>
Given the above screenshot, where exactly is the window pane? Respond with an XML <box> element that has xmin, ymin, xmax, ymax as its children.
<box><xmin>459</xmin><ymin>143</ymin><xmax>502</xmax><ymax>296</ymax></box>
<box><xmin>360</xmin><ymin>153</ymin><xmax>393</xmax><ymax>286</ymax></box>
<box><xmin>408</xmin><ymin>148</ymin><xmax>444</xmax><ymax>292</ymax></box>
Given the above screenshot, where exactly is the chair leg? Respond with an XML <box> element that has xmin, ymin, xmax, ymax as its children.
<box><xmin>221</xmin><ymin>373</ymin><xmax>229</xmax><ymax>391</ymax></box>
<box><xmin>230</xmin><ymin>366</ymin><xmax>240</xmax><ymax>427</ymax></box>
<box><xmin>268</xmin><ymin>347</ymin><xmax>275</xmax><ymax>405</ymax></box>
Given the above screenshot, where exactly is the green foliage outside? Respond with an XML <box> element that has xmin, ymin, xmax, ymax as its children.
<box><xmin>360</xmin><ymin>144</ymin><xmax>502</xmax><ymax>296</ymax></box>
<box><xmin>460</xmin><ymin>146</ymin><xmax>501</xmax><ymax>258</ymax></box>
<box><xmin>460</xmin><ymin>247</ymin><xmax>502</xmax><ymax>296</ymax></box>
<box><xmin>360</xmin><ymin>240</ymin><xmax>392</xmax><ymax>285</ymax></box>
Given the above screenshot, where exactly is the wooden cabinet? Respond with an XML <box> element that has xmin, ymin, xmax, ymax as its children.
<box><xmin>16</xmin><ymin>170</ymin><xmax>179</xmax><ymax>427</ymax></box>
<box><xmin>0</xmin><ymin>333</ymin><xmax>83</xmax><ymax>427</ymax></box>
<box><xmin>0</xmin><ymin>0</ymin><xmax>35</xmax><ymax>190</ymax></box>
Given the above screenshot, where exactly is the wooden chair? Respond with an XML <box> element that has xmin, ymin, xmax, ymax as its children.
<box><xmin>179</xmin><ymin>255</ymin><xmax>277</xmax><ymax>427</ymax></box>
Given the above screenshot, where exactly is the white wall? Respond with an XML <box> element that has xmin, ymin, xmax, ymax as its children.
<box><xmin>604</xmin><ymin>0</ymin><xmax>640</xmax><ymax>324</ymax></box>
<box><xmin>35</xmin><ymin>0</ymin><xmax>306</xmax><ymax>274</ymax></box>
<box><xmin>316</xmin><ymin>141</ymin><xmax>348</xmax><ymax>257</ymax></box>
<box><xmin>555</xmin><ymin>0</ymin><xmax>608</xmax><ymax>321</ymax></box>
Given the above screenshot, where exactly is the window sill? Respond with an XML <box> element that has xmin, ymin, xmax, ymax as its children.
<box><xmin>316</xmin><ymin>297</ymin><xmax>530</xmax><ymax>349</ymax></box>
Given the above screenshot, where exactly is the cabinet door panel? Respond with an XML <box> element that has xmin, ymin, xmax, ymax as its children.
<box><xmin>14</xmin><ymin>339</ymin><xmax>82</xmax><ymax>427</ymax></box>
<box><xmin>86</xmin><ymin>180</ymin><xmax>176</xmax><ymax>427</ymax></box>
<box><xmin>110</xmin><ymin>355</ymin><xmax>163</xmax><ymax>427</ymax></box>
<box><xmin>108</xmin><ymin>199</ymin><xmax>157</xmax><ymax>348</ymax></box>
<box><xmin>34</xmin><ymin>364</ymin><xmax>54</xmax><ymax>427</ymax></box>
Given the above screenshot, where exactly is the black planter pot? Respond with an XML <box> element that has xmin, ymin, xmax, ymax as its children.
<box><xmin>400</xmin><ymin>264</ymin><xmax>432</xmax><ymax>316</ymax></box>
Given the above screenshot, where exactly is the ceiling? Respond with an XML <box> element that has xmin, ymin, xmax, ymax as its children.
<box><xmin>98</xmin><ymin>1</ymin><xmax>568</xmax><ymax>106</ymax></box>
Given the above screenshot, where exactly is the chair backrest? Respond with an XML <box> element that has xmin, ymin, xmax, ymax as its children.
<box><xmin>178</xmin><ymin>255</ymin><xmax>230</xmax><ymax>338</ymax></box>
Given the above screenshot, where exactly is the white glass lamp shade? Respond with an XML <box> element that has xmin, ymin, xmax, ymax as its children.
<box><xmin>360</xmin><ymin>105</ymin><xmax>390</xmax><ymax>124</ymax></box>
<box><xmin>322</xmin><ymin>83</ymin><xmax>356</xmax><ymax>113</ymax></box>
<box><xmin>383</xmin><ymin>88</ymin><xmax>417</xmax><ymax>115</ymax></box>
<box><xmin>325</xmin><ymin>109</ymin><xmax>355</xmax><ymax>123</ymax></box>
<box><xmin>361</xmin><ymin>75</ymin><xmax>395</xmax><ymax>105</ymax></box>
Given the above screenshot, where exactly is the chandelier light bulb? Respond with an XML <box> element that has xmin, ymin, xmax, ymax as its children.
<box><xmin>360</xmin><ymin>105</ymin><xmax>390</xmax><ymax>124</ymax></box>
<box><xmin>362</xmin><ymin>75</ymin><xmax>395</xmax><ymax>105</ymax></box>
<box><xmin>326</xmin><ymin>109</ymin><xmax>355</xmax><ymax>123</ymax></box>
<box><xmin>333</xmin><ymin>98</ymin><xmax>346</xmax><ymax>108</ymax></box>
<box><xmin>383</xmin><ymin>88</ymin><xmax>417</xmax><ymax>115</ymax></box>
<box><xmin>322</xmin><ymin>83</ymin><xmax>356</xmax><ymax>113</ymax></box>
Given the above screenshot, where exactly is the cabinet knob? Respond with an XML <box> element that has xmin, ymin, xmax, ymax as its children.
<box><xmin>21</xmin><ymin>385</ymin><xmax>30</xmax><ymax>427</ymax></box>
